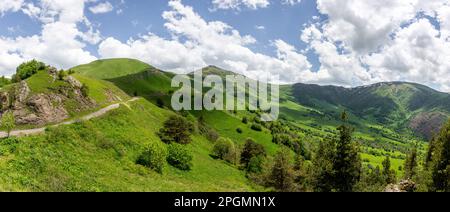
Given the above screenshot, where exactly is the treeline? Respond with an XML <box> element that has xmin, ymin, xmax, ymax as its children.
<box><xmin>138</xmin><ymin>110</ymin><xmax>450</xmax><ymax>192</ymax></box>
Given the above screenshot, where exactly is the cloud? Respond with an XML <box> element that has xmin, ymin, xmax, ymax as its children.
<box><xmin>302</xmin><ymin>0</ymin><xmax>450</xmax><ymax>91</ymax></box>
<box><xmin>0</xmin><ymin>0</ymin><xmax>23</xmax><ymax>15</ymax></box>
<box><xmin>99</xmin><ymin>0</ymin><xmax>324</xmax><ymax>84</ymax></box>
<box><xmin>0</xmin><ymin>0</ymin><xmax>97</xmax><ymax>75</ymax></box>
<box><xmin>282</xmin><ymin>0</ymin><xmax>301</xmax><ymax>6</ymax></box>
<box><xmin>255</xmin><ymin>25</ymin><xmax>265</xmax><ymax>30</ymax></box>
<box><xmin>211</xmin><ymin>0</ymin><xmax>270</xmax><ymax>10</ymax></box>
<box><xmin>89</xmin><ymin>1</ymin><xmax>114</xmax><ymax>14</ymax></box>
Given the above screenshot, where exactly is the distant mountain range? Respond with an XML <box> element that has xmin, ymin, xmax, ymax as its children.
<box><xmin>195</xmin><ymin>65</ymin><xmax>450</xmax><ymax>140</ymax></box>
<box><xmin>290</xmin><ymin>82</ymin><xmax>450</xmax><ymax>139</ymax></box>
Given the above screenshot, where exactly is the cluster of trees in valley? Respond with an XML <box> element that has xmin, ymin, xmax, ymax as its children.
<box><xmin>136</xmin><ymin>108</ymin><xmax>450</xmax><ymax>192</ymax></box>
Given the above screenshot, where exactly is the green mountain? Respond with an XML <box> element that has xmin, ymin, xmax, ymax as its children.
<box><xmin>0</xmin><ymin>58</ymin><xmax>445</xmax><ymax>191</ymax></box>
<box><xmin>289</xmin><ymin>82</ymin><xmax>450</xmax><ymax>139</ymax></box>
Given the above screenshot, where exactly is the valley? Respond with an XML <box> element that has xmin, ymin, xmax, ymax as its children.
<box><xmin>0</xmin><ymin>58</ymin><xmax>448</xmax><ymax>192</ymax></box>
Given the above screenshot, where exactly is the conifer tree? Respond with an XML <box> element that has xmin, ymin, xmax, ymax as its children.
<box><xmin>312</xmin><ymin>139</ymin><xmax>335</xmax><ymax>192</ymax></box>
<box><xmin>404</xmin><ymin>147</ymin><xmax>418</xmax><ymax>180</ymax></box>
<box><xmin>431</xmin><ymin>120</ymin><xmax>450</xmax><ymax>191</ymax></box>
<box><xmin>333</xmin><ymin>111</ymin><xmax>361</xmax><ymax>192</ymax></box>
<box><xmin>425</xmin><ymin>136</ymin><xmax>436</xmax><ymax>169</ymax></box>
<box><xmin>382</xmin><ymin>156</ymin><xmax>396</xmax><ymax>184</ymax></box>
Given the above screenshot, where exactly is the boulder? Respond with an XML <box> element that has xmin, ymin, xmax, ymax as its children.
<box><xmin>17</xmin><ymin>81</ymin><xmax>30</xmax><ymax>103</ymax></box>
<box><xmin>384</xmin><ymin>179</ymin><xmax>417</xmax><ymax>192</ymax></box>
<box><xmin>66</xmin><ymin>76</ymin><xmax>83</xmax><ymax>89</ymax></box>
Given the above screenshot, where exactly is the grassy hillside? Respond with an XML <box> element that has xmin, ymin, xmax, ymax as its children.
<box><xmin>0</xmin><ymin>58</ymin><xmax>441</xmax><ymax>191</ymax></box>
<box><xmin>71</xmin><ymin>58</ymin><xmax>153</xmax><ymax>80</ymax></box>
<box><xmin>0</xmin><ymin>99</ymin><xmax>257</xmax><ymax>191</ymax></box>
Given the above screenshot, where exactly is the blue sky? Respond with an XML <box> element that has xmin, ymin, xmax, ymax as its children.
<box><xmin>1</xmin><ymin>0</ymin><xmax>450</xmax><ymax>91</ymax></box>
<box><xmin>0</xmin><ymin>0</ymin><xmax>320</xmax><ymax>65</ymax></box>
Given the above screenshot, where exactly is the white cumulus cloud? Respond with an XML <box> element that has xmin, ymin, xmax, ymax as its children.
<box><xmin>211</xmin><ymin>0</ymin><xmax>270</xmax><ymax>10</ymax></box>
<box><xmin>99</xmin><ymin>0</ymin><xmax>322</xmax><ymax>84</ymax></box>
<box><xmin>89</xmin><ymin>1</ymin><xmax>114</xmax><ymax>14</ymax></box>
<box><xmin>0</xmin><ymin>0</ymin><xmax>23</xmax><ymax>15</ymax></box>
<box><xmin>0</xmin><ymin>0</ymin><xmax>98</xmax><ymax>75</ymax></box>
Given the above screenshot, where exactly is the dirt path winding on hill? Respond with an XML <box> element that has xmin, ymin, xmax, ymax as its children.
<box><xmin>0</xmin><ymin>97</ymin><xmax>140</xmax><ymax>139</ymax></box>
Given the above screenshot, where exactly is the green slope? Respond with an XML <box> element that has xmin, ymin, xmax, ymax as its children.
<box><xmin>0</xmin><ymin>99</ymin><xmax>257</xmax><ymax>191</ymax></box>
<box><xmin>72</xmin><ymin>58</ymin><xmax>153</xmax><ymax>80</ymax></box>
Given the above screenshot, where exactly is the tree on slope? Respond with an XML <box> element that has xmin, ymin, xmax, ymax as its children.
<box><xmin>404</xmin><ymin>147</ymin><xmax>418</xmax><ymax>180</ymax></box>
<box><xmin>267</xmin><ymin>147</ymin><xmax>295</xmax><ymax>192</ymax></box>
<box><xmin>1</xmin><ymin>111</ymin><xmax>15</xmax><ymax>138</ymax></box>
<box><xmin>382</xmin><ymin>156</ymin><xmax>396</xmax><ymax>184</ymax></box>
<box><xmin>431</xmin><ymin>119</ymin><xmax>450</xmax><ymax>191</ymax></box>
<box><xmin>333</xmin><ymin>111</ymin><xmax>362</xmax><ymax>192</ymax></box>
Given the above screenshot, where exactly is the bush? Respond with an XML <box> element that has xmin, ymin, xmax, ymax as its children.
<box><xmin>68</xmin><ymin>69</ymin><xmax>75</xmax><ymax>75</ymax></box>
<box><xmin>15</xmin><ymin>60</ymin><xmax>46</xmax><ymax>81</ymax></box>
<box><xmin>158</xmin><ymin>115</ymin><xmax>194</xmax><ymax>144</ymax></box>
<box><xmin>251</xmin><ymin>124</ymin><xmax>262</xmax><ymax>132</ymax></box>
<box><xmin>80</xmin><ymin>84</ymin><xmax>89</xmax><ymax>97</ymax></box>
<box><xmin>247</xmin><ymin>156</ymin><xmax>265</xmax><ymax>174</ymax></box>
<box><xmin>58</xmin><ymin>70</ymin><xmax>67</xmax><ymax>80</ymax></box>
<box><xmin>236</xmin><ymin>128</ymin><xmax>243</xmax><ymax>134</ymax></box>
<box><xmin>267</xmin><ymin>147</ymin><xmax>295</xmax><ymax>192</ymax></box>
<box><xmin>242</xmin><ymin>117</ymin><xmax>248</xmax><ymax>124</ymax></box>
<box><xmin>198</xmin><ymin>116</ymin><xmax>219</xmax><ymax>142</ymax></box>
<box><xmin>156</xmin><ymin>98</ymin><xmax>164</xmax><ymax>108</ymax></box>
<box><xmin>137</xmin><ymin>142</ymin><xmax>168</xmax><ymax>173</ymax></box>
<box><xmin>167</xmin><ymin>143</ymin><xmax>193</xmax><ymax>171</ymax></box>
<box><xmin>213</xmin><ymin>137</ymin><xmax>237</xmax><ymax>164</ymax></box>
<box><xmin>240</xmin><ymin>138</ymin><xmax>266</xmax><ymax>168</ymax></box>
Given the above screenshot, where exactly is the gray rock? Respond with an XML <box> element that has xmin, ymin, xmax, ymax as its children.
<box><xmin>66</xmin><ymin>76</ymin><xmax>83</xmax><ymax>89</ymax></box>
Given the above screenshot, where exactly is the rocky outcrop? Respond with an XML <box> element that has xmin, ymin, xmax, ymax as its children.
<box><xmin>67</xmin><ymin>76</ymin><xmax>82</xmax><ymax>89</ymax></box>
<box><xmin>384</xmin><ymin>180</ymin><xmax>417</xmax><ymax>192</ymax></box>
<box><xmin>17</xmin><ymin>81</ymin><xmax>30</xmax><ymax>103</ymax></box>
<box><xmin>1</xmin><ymin>77</ymin><xmax>96</xmax><ymax>126</ymax></box>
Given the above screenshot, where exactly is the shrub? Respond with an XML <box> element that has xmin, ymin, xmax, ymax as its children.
<box><xmin>15</xmin><ymin>60</ymin><xmax>47</xmax><ymax>81</ymax></box>
<box><xmin>1</xmin><ymin>111</ymin><xmax>15</xmax><ymax>138</ymax></box>
<box><xmin>68</xmin><ymin>69</ymin><xmax>75</xmax><ymax>75</ymax></box>
<box><xmin>213</xmin><ymin>137</ymin><xmax>237</xmax><ymax>164</ymax></box>
<box><xmin>156</xmin><ymin>98</ymin><xmax>164</xmax><ymax>108</ymax></box>
<box><xmin>242</xmin><ymin>117</ymin><xmax>248</xmax><ymax>124</ymax></box>
<box><xmin>167</xmin><ymin>143</ymin><xmax>193</xmax><ymax>171</ymax></box>
<box><xmin>246</xmin><ymin>156</ymin><xmax>265</xmax><ymax>174</ymax></box>
<box><xmin>198</xmin><ymin>116</ymin><xmax>219</xmax><ymax>142</ymax></box>
<box><xmin>251</xmin><ymin>124</ymin><xmax>262</xmax><ymax>132</ymax></box>
<box><xmin>158</xmin><ymin>115</ymin><xmax>194</xmax><ymax>144</ymax></box>
<box><xmin>80</xmin><ymin>84</ymin><xmax>89</xmax><ymax>97</ymax></box>
<box><xmin>236</xmin><ymin>128</ymin><xmax>243</xmax><ymax>134</ymax></box>
<box><xmin>267</xmin><ymin>147</ymin><xmax>295</xmax><ymax>192</ymax></box>
<box><xmin>240</xmin><ymin>138</ymin><xmax>266</xmax><ymax>168</ymax></box>
<box><xmin>0</xmin><ymin>76</ymin><xmax>11</xmax><ymax>88</ymax></box>
<box><xmin>137</xmin><ymin>142</ymin><xmax>168</xmax><ymax>173</ymax></box>
<box><xmin>58</xmin><ymin>70</ymin><xmax>67</xmax><ymax>80</ymax></box>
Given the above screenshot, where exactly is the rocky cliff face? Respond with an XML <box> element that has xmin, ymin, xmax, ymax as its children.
<box><xmin>0</xmin><ymin>76</ymin><xmax>96</xmax><ymax>126</ymax></box>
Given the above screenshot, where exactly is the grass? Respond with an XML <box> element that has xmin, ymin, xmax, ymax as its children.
<box><xmin>0</xmin><ymin>58</ymin><xmax>431</xmax><ymax>191</ymax></box>
<box><xmin>72</xmin><ymin>58</ymin><xmax>152</xmax><ymax>80</ymax></box>
<box><xmin>73</xmin><ymin>74</ymin><xmax>129</xmax><ymax>106</ymax></box>
<box><xmin>0</xmin><ymin>99</ymin><xmax>257</xmax><ymax>191</ymax></box>
<box><xmin>26</xmin><ymin>70</ymin><xmax>67</xmax><ymax>94</ymax></box>
<box><xmin>192</xmin><ymin>110</ymin><xmax>279</xmax><ymax>156</ymax></box>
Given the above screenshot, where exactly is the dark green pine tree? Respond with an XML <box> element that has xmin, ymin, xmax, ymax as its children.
<box><xmin>333</xmin><ymin>111</ymin><xmax>362</xmax><ymax>192</ymax></box>
<box><xmin>312</xmin><ymin>139</ymin><xmax>335</xmax><ymax>192</ymax></box>
<box><xmin>404</xmin><ymin>147</ymin><xmax>418</xmax><ymax>180</ymax></box>
<box><xmin>431</xmin><ymin>119</ymin><xmax>450</xmax><ymax>192</ymax></box>
<box><xmin>382</xmin><ymin>156</ymin><xmax>396</xmax><ymax>184</ymax></box>
<box><xmin>425</xmin><ymin>135</ymin><xmax>437</xmax><ymax>169</ymax></box>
